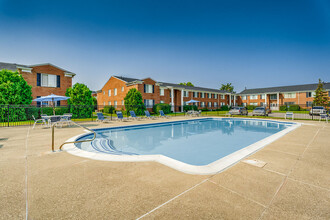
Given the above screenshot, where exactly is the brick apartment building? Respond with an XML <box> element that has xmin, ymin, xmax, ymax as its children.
<box><xmin>97</xmin><ymin>76</ymin><xmax>238</xmax><ymax>112</ymax></box>
<box><xmin>0</xmin><ymin>62</ymin><xmax>76</xmax><ymax>106</ymax></box>
<box><xmin>239</xmin><ymin>83</ymin><xmax>330</xmax><ymax>110</ymax></box>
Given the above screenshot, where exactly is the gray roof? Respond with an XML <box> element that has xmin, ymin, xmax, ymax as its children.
<box><xmin>240</xmin><ymin>82</ymin><xmax>330</xmax><ymax>94</ymax></box>
<box><xmin>0</xmin><ymin>62</ymin><xmax>29</xmax><ymax>71</ymax></box>
<box><xmin>114</xmin><ymin>76</ymin><xmax>141</xmax><ymax>83</ymax></box>
<box><xmin>159</xmin><ymin>82</ymin><xmax>229</xmax><ymax>93</ymax></box>
<box><xmin>112</xmin><ymin>75</ymin><xmax>230</xmax><ymax>93</ymax></box>
<box><xmin>0</xmin><ymin>62</ymin><xmax>75</xmax><ymax>76</ymax></box>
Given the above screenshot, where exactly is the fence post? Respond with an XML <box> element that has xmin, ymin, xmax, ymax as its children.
<box><xmin>7</xmin><ymin>104</ymin><xmax>10</xmax><ymax>127</ymax></box>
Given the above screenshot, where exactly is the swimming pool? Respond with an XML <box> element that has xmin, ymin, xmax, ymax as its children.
<box><xmin>63</xmin><ymin>118</ymin><xmax>300</xmax><ymax>174</ymax></box>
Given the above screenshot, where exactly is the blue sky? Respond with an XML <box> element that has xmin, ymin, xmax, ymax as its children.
<box><xmin>0</xmin><ymin>0</ymin><xmax>329</xmax><ymax>92</ymax></box>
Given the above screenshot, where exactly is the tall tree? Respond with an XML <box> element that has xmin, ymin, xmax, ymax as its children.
<box><xmin>66</xmin><ymin>83</ymin><xmax>94</xmax><ymax>118</ymax></box>
<box><xmin>313</xmin><ymin>79</ymin><xmax>329</xmax><ymax>106</ymax></box>
<box><xmin>179</xmin><ymin>82</ymin><xmax>194</xmax><ymax>87</ymax></box>
<box><xmin>0</xmin><ymin>69</ymin><xmax>32</xmax><ymax>121</ymax></box>
<box><xmin>220</xmin><ymin>83</ymin><xmax>234</xmax><ymax>92</ymax></box>
<box><xmin>124</xmin><ymin>88</ymin><xmax>146</xmax><ymax>115</ymax></box>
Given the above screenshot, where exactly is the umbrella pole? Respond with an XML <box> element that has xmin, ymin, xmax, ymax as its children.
<box><xmin>53</xmin><ymin>98</ymin><xmax>55</xmax><ymax>115</ymax></box>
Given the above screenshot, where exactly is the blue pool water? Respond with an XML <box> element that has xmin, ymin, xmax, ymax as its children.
<box><xmin>76</xmin><ymin>118</ymin><xmax>292</xmax><ymax>166</ymax></box>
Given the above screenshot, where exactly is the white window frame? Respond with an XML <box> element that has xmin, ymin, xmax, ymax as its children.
<box><xmin>114</xmin><ymin>88</ymin><xmax>117</xmax><ymax>96</ymax></box>
<box><xmin>208</xmin><ymin>102</ymin><xmax>212</xmax><ymax>107</ymax></box>
<box><xmin>242</xmin><ymin>95</ymin><xmax>247</xmax><ymax>100</ymax></box>
<box><xmin>201</xmin><ymin>93</ymin><xmax>205</xmax><ymax>98</ymax></box>
<box><xmin>114</xmin><ymin>101</ymin><xmax>117</xmax><ymax>108</ymax></box>
<box><xmin>41</xmin><ymin>74</ymin><xmax>57</xmax><ymax>87</ymax></box>
<box><xmin>214</xmin><ymin>94</ymin><xmax>218</xmax><ymax>99</ymax></box>
<box><xmin>121</xmin><ymin>87</ymin><xmax>124</xmax><ymax>92</ymax></box>
<box><xmin>250</xmin><ymin>95</ymin><xmax>258</xmax><ymax>100</ymax></box>
<box><xmin>145</xmin><ymin>84</ymin><xmax>153</xmax><ymax>93</ymax></box>
<box><xmin>270</xmin><ymin>94</ymin><xmax>277</xmax><ymax>100</ymax></box>
<box><xmin>201</xmin><ymin>102</ymin><xmax>205</xmax><ymax>107</ymax></box>
<box><xmin>108</xmin><ymin>90</ymin><xmax>111</xmax><ymax>96</ymax></box>
<box><xmin>220</xmin><ymin>94</ymin><xmax>225</xmax><ymax>99</ymax></box>
<box><xmin>160</xmin><ymin>100</ymin><xmax>165</xmax><ymax>104</ymax></box>
<box><xmin>121</xmin><ymin>100</ymin><xmax>124</xmax><ymax>105</ymax></box>
<box><xmin>214</xmin><ymin>102</ymin><xmax>218</xmax><ymax>107</ymax></box>
<box><xmin>284</xmin><ymin>93</ymin><xmax>296</xmax><ymax>98</ymax></box>
<box><xmin>193</xmin><ymin>92</ymin><xmax>198</xmax><ymax>98</ymax></box>
<box><xmin>160</xmin><ymin>88</ymin><xmax>165</xmax><ymax>96</ymax></box>
<box><xmin>144</xmin><ymin>99</ymin><xmax>154</xmax><ymax>108</ymax></box>
<box><xmin>108</xmin><ymin>101</ymin><xmax>111</xmax><ymax>105</ymax></box>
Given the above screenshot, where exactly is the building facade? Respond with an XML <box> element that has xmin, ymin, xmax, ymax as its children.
<box><xmin>0</xmin><ymin>62</ymin><xmax>75</xmax><ymax>106</ymax></box>
<box><xmin>239</xmin><ymin>83</ymin><xmax>330</xmax><ymax>110</ymax></box>
<box><xmin>97</xmin><ymin>76</ymin><xmax>238</xmax><ymax>112</ymax></box>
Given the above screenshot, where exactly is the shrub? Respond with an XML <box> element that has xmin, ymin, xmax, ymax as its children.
<box><xmin>220</xmin><ymin>105</ymin><xmax>230</xmax><ymax>111</ymax></box>
<box><xmin>246</xmin><ymin>105</ymin><xmax>257</xmax><ymax>110</ymax></box>
<box><xmin>102</xmin><ymin>105</ymin><xmax>115</xmax><ymax>114</ymax></box>
<box><xmin>124</xmin><ymin>89</ymin><xmax>146</xmax><ymax>115</ymax></box>
<box><xmin>153</xmin><ymin>103</ymin><xmax>171</xmax><ymax>114</ymax></box>
<box><xmin>279</xmin><ymin>105</ymin><xmax>287</xmax><ymax>111</ymax></box>
<box><xmin>183</xmin><ymin>105</ymin><xmax>198</xmax><ymax>112</ymax></box>
<box><xmin>288</xmin><ymin>104</ymin><xmax>300</xmax><ymax>111</ymax></box>
<box><xmin>201</xmin><ymin>107</ymin><xmax>209</xmax><ymax>112</ymax></box>
<box><xmin>66</xmin><ymin>83</ymin><xmax>94</xmax><ymax>118</ymax></box>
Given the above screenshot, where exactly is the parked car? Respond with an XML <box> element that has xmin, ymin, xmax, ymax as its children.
<box><xmin>309</xmin><ymin>106</ymin><xmax>327</xmax><ymax>115</ymax></box>
<box><xmin>252</xmin><ymin>107</ymin><xmax>270</xmax><ymax>116</ymax></box>
<box><xmin>229</xmin><ymin>107</ymin><xmax>248</xmax><ymax>115</ymax></box>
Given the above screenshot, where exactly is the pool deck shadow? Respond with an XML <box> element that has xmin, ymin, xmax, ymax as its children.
<box><xmin>0</xmin><ymin>117</ymin><xmax>329</xmax><ymax>219</ymax></box>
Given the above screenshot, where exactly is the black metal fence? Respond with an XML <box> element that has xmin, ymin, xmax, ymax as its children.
<box><xmin>0</xmin><ymin>103</ymin><xmax>329</xmax><ymax>127</ymax></box>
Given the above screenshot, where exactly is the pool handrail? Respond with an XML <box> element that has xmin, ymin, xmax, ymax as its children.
<box><xmin>51</xmin><ymin>120</ymin><xmax>96</xmax><ymax>152</ymax></box>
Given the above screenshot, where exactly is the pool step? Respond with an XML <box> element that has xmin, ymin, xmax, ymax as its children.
<box><xmin>91</xmin><ymin>139</ymin><xmax>137</xmax><ymax>155</ymax></box>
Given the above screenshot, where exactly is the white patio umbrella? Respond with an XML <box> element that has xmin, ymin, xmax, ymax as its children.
<box><xmin>33</xmin><ymin>94</ymin><xmax>70</xmax><ymax>115</ymax></box>
<box><xmin>186</xmin><ymin>99</ymin><xmax>200</xmax><ymax>104</ymax></box>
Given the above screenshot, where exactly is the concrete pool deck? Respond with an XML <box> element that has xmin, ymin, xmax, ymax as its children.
<box><xmin>0</xmin><ymin>117</ymin><xmax>329</xmax><ymax>219</ymax></box>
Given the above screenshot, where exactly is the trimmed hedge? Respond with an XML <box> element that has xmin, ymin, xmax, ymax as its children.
<box><xmin>183</xmin><ymin>105</ymin><xmax>198</xmax><ymax>112</ymax></box>
<box><xmin>153</xmin><ymin>103</ymin><xmax>171</xmax><ymax>114</ymax></box>
<box><xmin>220</xmin><ymin>105</ymin><xmax>230</xmax><ymax>111</ymax></box>
<box><xmin>102</xmin><ymin>105</ymin><xmax>115</xmax><ymax>114</ymax></box>
<box><xmin>280</xmin><ymin>105</ymin><xmax>301</xmax><ymax>111</ymax></box>
<box><xmin>246</xmin><ymin>105</ymin><xmax>258</xmax><ymax>110</ymax></box>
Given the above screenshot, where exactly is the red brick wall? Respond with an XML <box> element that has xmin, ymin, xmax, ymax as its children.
<box><xmin>19</xmin><ymin>64</ymin><xmax>73</xmax><ymax>105</ymax></box>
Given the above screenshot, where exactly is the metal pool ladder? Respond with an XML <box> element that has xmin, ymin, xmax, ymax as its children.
<box><xmin>51</xmin><ymin>121</ymin><xmax>96</xmax><ymax>152</ymax></box>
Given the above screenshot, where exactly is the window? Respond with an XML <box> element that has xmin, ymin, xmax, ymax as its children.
<box><xmin>201</xmin><ymin>102</ymin><xmax>205</xmax><ymax>107</ymax></box>
<box><xmin>284</xmin><ymin>93</ymin><xmax>296</xmax><ymax>98</ymax></box>
<box><xmin>284</xmin><ymin>102</ymin><xmax>295</xmax><ymax>105</ymax></box>
<box><xmin>260</xmin><ymin>94</ymin><xmax>265</xmax><ymax>99</ymax></box>
<box><xmin>144</xmin><ymin>84</ymin><xmax>153</xmax><ymax>93</ymax></box>
<box><xmin>144</xmin><ymin>99</ymin><xmax>154</xmax><ymax>108</ymax></box>
<box><xmin>250</xmin><ymin>102</ymin><xmax>258</xmax><ymax>106</ymax></box>
<box><xmin>221</xmin><ymin>102</ymin><xmax>225</xmax><ymax>106</ymax></box>
<box><xmin>114</xmin><ymin>101</ymin><xmax>117</xmax><ymax>108</ymax></box>
<box><xmin>114</xmin><ymin>88</ymin><xmax>117</xmax><ymax>96</ymax></box>
<box><xmin>250</xmin><ymin>95</ymin><xmax>258</xmax><ymax>100</ymax></box>
<box><xmin>242</xmin><ymin>95</ymin><xmax>246</xmax><ymax>100</ymax></box>
<box><xmin>121</xmin><ymin>87</ymin><xmax>124</xmax><ymax>92</ymax></box>
<box><xmin>243</xmin><ymin>103</ymin><xmax>247</xmax><ymax>107</ymax></box>
<box><xmin>108</xmin><ymin>101</ymin><xmax>111</xmax><ymax>105</ymax></box>
<box><xmin>40</xmin><ymin>74</ymin><xmax>57</xmax><ymax>87</ymax></box>
<box><xmin>201</xmin><ymin>93</ymin><xmax>205</xmax><ymax>98</ymax></box>
<box><xmin>160</xmin><ymin>88</ymin><xmax>165</xmax><ymax>96</ymax></box>
<box><xmin>270</xmin><ymin>94</ymin><xmax>277</xmax><ymax>100</ymax></box>
<box><xmin>103</xmin><ymin>102</ymin><xmax>105</xmax><ymax>106</ymax></box>
<box><xmin>108</xmin><ymin>90</ymin><xmax>111</xmax><ymax>96</ymax></box>
<box><xmin>121</xmin><ymin>100</ymin><xmax>124</xmax><ymax>105</ymax></box>
<box><xmin>306</xmin><ymin>101</ymin><xmax>313</xmax><ymax>107</ymax></box>
<box><xmin>260</xmin><ymin>102</ymin><xmax>264</xmax><ymax>106</ymax></box>
<box><xmin>183</xmin><ymin>91</ymin><xmax>189</xmax><ymax>97</ymax></box>
<box><xmin>214</xmin><ymin>94</ymin><xmax>218</xmax><ymax>99</ymax></box>
<box><xmin>208</xmin><ymin>93</ymin><xmax>211</xmax><ymax>98</ymax></box>
<box><xmin>193</xmin><ymin>92</ymin><xmax>198</xmax><ymax>98</ymax></box>
<box><xmin>220</xmin><ymin>94</ymin><xmax>225</xmax><ymax>99</ymax></box>
<box><xmin>214</xmin><ymin>102</ymin><xmax>218</xmax><ymax>107</ymax></box>
<box><xmin>208</xmin><ymin>102</ymin><xmax>212</xmax><ymax>107</ymax></box>
<box><xmin>160</xmin><ymin>100</ymin><xmax>165</xmax><ymax>104</ymax></box>
<box><xmin>103</xmin><ymin>91</ymin><xmax>105</xmax><ymax>95</ymax></box>
<box><xmin>306</xmin><ymin>92</ymin><xmax>315</xmax><ymax>98</ymax></box>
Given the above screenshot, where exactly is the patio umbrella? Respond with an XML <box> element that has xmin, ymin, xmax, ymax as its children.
<box><xmin>186</xmin><ymin>99</ymin><xmax>200</xmax><ymax>104</ymax></box>
<box><xmin>33</xmin><ymin>94</ymin><xmax>70</xmax><ymax>115</ymax></box>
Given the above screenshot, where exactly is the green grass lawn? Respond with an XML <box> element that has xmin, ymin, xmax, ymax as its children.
<box><xmin>271</xmin><ymin>110</ymin><xmax>309</xmax><ymax>114</ymax></box>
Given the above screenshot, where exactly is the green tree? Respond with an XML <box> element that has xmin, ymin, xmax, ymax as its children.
<box><xmin>124</xmin><ymin>88</ymin><xmax>146</xmax><ymax>115</ymax></box>
<box><xmin>313</xmin><ymin>79</ymin><xmax>329</xmax><ymax>106</ymax></box>
<box><xmin>179</xmin><ymin>82</ymin><xmax>194</xmax><ymax>87</ymax></box>
<box><xmin>0</xmin><ymin>69</ymin><xmax>32</xmax><ymax>121</ymax></box>
<box><xmin>66</xmin><ymin>83</ymin><xmax>94</xmax><ymax>118</ymax></box>
<box><xmin>220</xmin><ymin>83</ymin><xmax>234</xmax><ymax>92</ymax></box>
